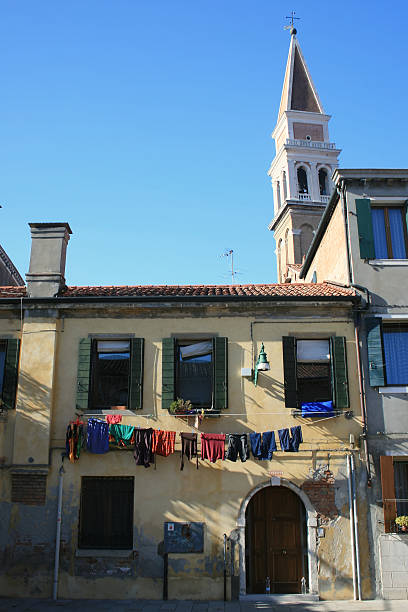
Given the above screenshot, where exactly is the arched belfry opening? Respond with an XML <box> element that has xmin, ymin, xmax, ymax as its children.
<box><xmin>319</xmin><ymin>168</ymin><xmax>328</xmax><ymax>196</ymax></box>
<box><xmin>245</xmin><ymin>486</ymin><xmax>308</xmax><ymax>594</ymax></box>
<box><xmin>297</xmin><ymin>167</ymin><xmax>309</xmax><ymax>194</ymax></box>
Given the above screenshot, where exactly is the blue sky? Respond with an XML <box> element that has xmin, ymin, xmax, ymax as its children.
<box><xmin>0</xmin><ymin>0</ymin><xmax>407</xmax><ymax>286</ymax></box>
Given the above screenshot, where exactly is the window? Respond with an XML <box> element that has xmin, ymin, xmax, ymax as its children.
<box><xmin>366</xmin><ymin>318</ymin><xmax>408</xmax><ymax>386</ymax></box>
<box><xmin>297</xmin><ymin>167</ymin><xmax>309</xmax><ymax>194</ymax></box>
<box><xmin>0</xmin><ymin>339</ymin><xmax>20</xmax><ymax>410</ymax></box>
<box><xmin>79</xmin><ymin>477</ymin><xmax>134</xmax><ymax>549</ymax></box>
<box><xmin>355</xmin><ymin>198</ymin><xmax>408</xmax><ymax>260</ymax></box>
<box><xmin>162</xmin><ymin>337</ymin><xmax>228</xmax><ymax>412</ymax></box>
<box><xmin>318</xmin><ymin>168</ymin><xmax>328</xmax><ymax>196</ymax></box>
<box><xmin>282</xmin><ymin>336</ymin><xmax>349</xmax><ymax>409</ymax></box>
<box><xmin>380</xmin><ymin>457</ymin><xmax>408</xmax><ymax>533</ymax></box>
<box><xmin>76</xmin><ymin>338</ymin><xmax>144</xmax><ymax>412</ymax></box>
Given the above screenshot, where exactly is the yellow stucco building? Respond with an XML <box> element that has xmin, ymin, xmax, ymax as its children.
<box><xmin>0</xmin><ymin>223</ymin><xmax>370</xmax><ymax>602</ymax></box>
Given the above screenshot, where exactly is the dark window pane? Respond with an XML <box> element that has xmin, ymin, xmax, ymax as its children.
<box><xmin>372</xmin><ymin>208</ymin><xmax>388</xmax><ymax>259</ymax></box>
<box><xmin>383</xmin><ymin>326</ymin><xmax>408</xmax><ymax>385</ymax></box>
<box><xmin>388</xmin><ymin>208</ymin><xmax>407</xmax><ymax>259</ymax></box>
<box><xmin>0</xmin><ymin>341</ymin><xmax>6</xmax><ymax>395</ymax></box>
<box><xmin>79</xmin><ymin>477</ymin><xmax>134</xmax><ymax>549</ymax></box>
<box><xmin>394</xmin><ymin>462</ymin><xmax>408</xmax><ymax>517</ymax></box>
<box><xmin>297</xmin><ymin>362</ymin><xmax>331</xmax><ymax>403</ymax></box>
<box><xmin>91</xmin><ymin>342</ymin><xmax>130</xmax><ymax>408</ymax></box>
<box><xmin>176</xmin><ymin>342</ymin><xmax>212</xmax><ymax>407</ymax></box>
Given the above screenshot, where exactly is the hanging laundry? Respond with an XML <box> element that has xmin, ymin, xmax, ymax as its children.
<box><xmin>201</xmin><ymin>433</ymin><xmax>225</xmax><ymax>463</ymax></box>
<box><xmin>226</xmin><ymin>433</ymin><xmax>250</xmax><ymax>462</ymax></box>
<box><xmin>87</xmin><ymin>418</ymin><xmax>109</xmax><ymax>454</ymax></box>
<box><xmin>301</xmin><ymin>401</ymin><xmax>334</xmax><ymax>418</ymax></box>
<box><xmin>152</xmin><ymin>430</ymin><xmax>176</xmax><ymax>457</ymax></box>
<box><xmin>134</xmin><ymin>428</ymin><xmax>154</xmax><ymax>468</ymax></box>
<box><xmin>180</xmin><ymin>433</ymin><xmax>198</xmax><ymax>470</ymax></box>
<box><xmin>278</xmin><ymin>426</ymin><xmax>303</xmax><ymax>452</ymax></box>
<box><xmin>109</xmin><ymin>424</ymin><xmax>135</xmax><ymax>448</ymax></box>
<box><xmin>65</xmin><ymin>421</ymin><xmax>84</xmax><ymax>463</ymax></box>
<box><xmin>106</xmin><ymin>414</ymin><xmax>123</xmax><ymax>424</ymax></box>
<box><xmin>249</xmin><ymin>431</ymin><xmax>276</xmax><ymax>460</ymax></box>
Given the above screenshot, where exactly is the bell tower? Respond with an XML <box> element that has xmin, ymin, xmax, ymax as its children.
<box><xmin>268</xmin><ymin>28</ymin><xmax>341</xmax><ymax>282</ymax></box>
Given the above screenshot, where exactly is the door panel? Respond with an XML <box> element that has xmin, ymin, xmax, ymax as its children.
<box><xmin>246</xmin><ymin>486</ymin><xmax>304</xmax><ymax>594</ymax></box>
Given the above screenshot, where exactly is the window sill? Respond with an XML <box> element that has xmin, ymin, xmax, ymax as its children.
<box><xmin>379</xmin><ymin>386</ymin><xmax>408</xmax><ymax>394</ymax></box>
<box><xmin>369</xmin><ymin>259</ymin><xmax>408</xmax><ymax>266</ymax></box>
<box><xmin>76</xmin><ymin>549</ymin><xmax>134</xmax><ymax>558</ymax></box>
<box><xmin>83</xmin><ymin>409</ymin><xmax>136</xmax><ymax>416</ymax></box>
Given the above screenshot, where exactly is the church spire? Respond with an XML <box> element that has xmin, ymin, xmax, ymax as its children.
<box><xmin>278</xmin><ymin>32</ymin><xmax>324</xmax><ymax>119</ymax></box>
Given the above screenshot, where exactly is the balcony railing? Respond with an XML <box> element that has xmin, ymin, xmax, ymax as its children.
<box><xmin>286</xmin><ymin>138</ymin><xmax>336</xmax><ymax>150</ymax></box>
<box><xmin>297</xmin><ymin>193</ymin><xmax>311</xmax><ymax>201</ymax></box>
<box><xmin>320</xmin><ymin>195</ymin><xmax>330</xmax><ymax>203</ymax></box>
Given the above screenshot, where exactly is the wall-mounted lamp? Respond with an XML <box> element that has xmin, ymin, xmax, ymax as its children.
<box><xmin>254</xmin><ymin>342</ymin><xmax>270</xmax><ymax>386</ymax></box>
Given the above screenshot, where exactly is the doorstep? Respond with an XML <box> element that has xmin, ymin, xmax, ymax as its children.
<box><xmin>240</xmin><ymin>593</ymin><xmax>319</xmax><ymax>603</ymax></box>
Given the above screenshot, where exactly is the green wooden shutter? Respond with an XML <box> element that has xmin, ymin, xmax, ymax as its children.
<box><xmin>76</xmin><ymin>338</ymin><xmax>91</xmax><ymax>411</ymax></box>
<box><xmin>213</xmin><ymin>337</ymin><xmax>228</xmax><ymax>411</ymax></box>
<box><xmin>2</xmin><ymin>339</ymin><xmax>20</xmax><ymax>410</ymax></box>
<box><xmin>129</xmin><ymin>338</ymin><xmax>144</xmax><ymax>411</ymax></box>
<box><xmin>366</xmin><ymin>317</ymin><xmax>385</xmax><ymax>386</ymax></box>
<box><xmin>162</xmin><ymin>338</ymin><xmax>175</xmax><ymax>410</ymax></box>
<box><xmin>282</xmin><ymin>336</ymin><xmax>298</xmax><ymax>408</ymax></box>
<box><xmin>355</xmin><ymin>198</ymin><xmax>375</xmax><ymax>259</ymax></box>
<box><xmin>330</xmin><ymin>336</ymin><xmax>349</xmax><ymax>408</ymax></box>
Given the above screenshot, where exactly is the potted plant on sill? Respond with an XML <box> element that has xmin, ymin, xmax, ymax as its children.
<box><xmin>395</xmin><ymin>515</ymin><xmax>408</xmax><ymax>533</ymax></box>
<box><xmin>169</xmin><ymin>398</ymin><xmax>193</xmax><ymax>416</ymax></box>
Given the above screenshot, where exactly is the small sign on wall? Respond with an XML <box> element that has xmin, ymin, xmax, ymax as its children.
<box><xmin>164</xmin><ymin>522</ymin><xmax>204</xmax><ymax>553</ymax></box>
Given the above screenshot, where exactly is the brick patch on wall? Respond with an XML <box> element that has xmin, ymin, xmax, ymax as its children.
<box><xmin>11</xmin><ymin>472</ymin><xmax>47</xmax><ymax>506</ymax></box>
<box><xmin>301</xmin><ymin>469</ymin><xmax>338</xmax><ymax>522</ymax></box>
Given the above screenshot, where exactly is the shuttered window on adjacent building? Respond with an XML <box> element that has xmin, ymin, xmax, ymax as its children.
<box><xmin>380</xmin><ymin>456</ymin><xmax>408</xmax><ymax>533</ymax></box>
<box><xmin>75</xmin><ymin>338</ymin><xmax>144</xmax><ymax>412</ymax></box>
<box><xmin>161</xmin><ymin>337</ymin><xmax>228</xmax><ymax>411</ymax></box>
<box><xmin>0</xmin><ymin>339</ymin><xmax>20</xmax><ymax>410</ymax></box>
<box><xmin>366</xmin><ymin>318</ymin><xmax>408</xmax><ymax>387</ymax></box>
<box><xmin>78</xmin><ymin>476</ymin><xmax>134</xmax><ymax>549</ymax></box>
<box><xmin>355</xmin><ymin>198</ymin><xmax>408</xmax><ymax>260</ymax></box>
<box><xmin>282</xmin><ymin>336</ymin><xmax>349</xmax><ymax>409</ymax></box>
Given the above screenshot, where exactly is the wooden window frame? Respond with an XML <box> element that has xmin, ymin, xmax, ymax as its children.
<box><xmin>380</xmin><ymin>456</ymin><xmax>408</xmax><ymax>533</ymax></box>
<box><xmin>175</xmin><ymin>338</ymin><xmax>213</xmax><ymax>410</ymax></box>
<box><xmin>371</xmin><ymin>204</ymin><xmax>408</xmax><ymax>259</ymax></box>
<box><xmin>89</xmin><ymin>339</ymin><xmax>130</xmax><ymax>410</ymax></box>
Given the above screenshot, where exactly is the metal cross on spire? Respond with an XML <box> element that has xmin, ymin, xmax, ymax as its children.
<box><xmin>284</xmin><ymin>11</ymin><xmax>300</xmax><ymax>35</ymax></box>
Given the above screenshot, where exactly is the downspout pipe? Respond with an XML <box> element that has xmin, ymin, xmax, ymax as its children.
<box><xmin>353</xmin><ymin>310</ymin><xmax>372</xmax><ymax>485</ymax></box>
<box><xmin>52</xmin><ymin>458</ymin><xmax>65</xmax><ymax>601</ymax></box>
<box><xmin>347</xmin><ymin>454</ymin><xmax>358</xmax><ymax>600</ymax></box>
<box><xmin>351</xmin><ymin>453</ymin><xmax>362</xmax><ymax>600</ymax></box>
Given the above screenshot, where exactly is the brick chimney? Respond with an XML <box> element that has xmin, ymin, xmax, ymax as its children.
<box><xmin>26</xmin><ymin>223</ymin><xmax>72</xmax><ymax>298</ymax></box>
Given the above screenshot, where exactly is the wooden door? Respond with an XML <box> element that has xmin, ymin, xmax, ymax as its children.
<box><xmin>246</xmin><ymin>486</ymin><xmax>304</xmax><ymax>594</ymax></box>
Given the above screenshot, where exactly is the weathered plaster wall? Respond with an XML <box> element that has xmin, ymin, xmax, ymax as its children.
<box><xmin>0</xmin><ymin>304</ymin><xmax>368</xmax><ymax>600</ymax></box>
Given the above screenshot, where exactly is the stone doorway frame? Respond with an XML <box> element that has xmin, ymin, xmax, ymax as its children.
<box><xmin>236</xmin><ymin>478</ymin><xmax>319</xmax><ymax>597</ymax></box>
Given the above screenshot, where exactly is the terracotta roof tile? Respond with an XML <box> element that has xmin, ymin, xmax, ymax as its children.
<box><xmin>0</xmin><ymin>283</ymin><xmax>357</xmax><ymax>300</ymax></box>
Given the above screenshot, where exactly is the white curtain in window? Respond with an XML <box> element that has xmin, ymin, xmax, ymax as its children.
<box><xmin>297</xmin><ymin>340</ymin><xmax>330</xmax><ymax>362</ymax></box>
<box><xmin>180</xmin><ymin>341</ymin><xmax>212</xmax><ymax>360</ymax></box>
<box><xmin>97</xmin><ymin>341</ymin><xmax>130</xmax><ymax>352</ymax></box>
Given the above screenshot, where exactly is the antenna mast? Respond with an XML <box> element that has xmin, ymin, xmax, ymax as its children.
<box><xmin>221</xmin><ymin>249</ymin><xmax>235</xmax><ymax>284</ymax></box>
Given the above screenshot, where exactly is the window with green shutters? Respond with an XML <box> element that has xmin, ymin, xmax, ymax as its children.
<box><xmin>0</xmin><ymin>339</ymin><xmax>20</xmax><ymax>410</ymax></box>
<box><xmin>355</xmin><ymin>198</ymin><xmax>408</xmax><ymax>260</ymax></box>
<box><xmin>282</xmin><ymin>336</ymin><xmax>349</xmax><ymax>409</ymax></box>
<box><xmin>366</xmin><ymin>317</ymin><xmax>408</xmax><ymax>387</ymax></box>
<box><xmin>75</xmin><ymin>338</ymin><xmax>144</xmax><ymax>412</ymax></box>
<box><xmin>162</xmin><ymin>337</ymin><xmax>228</xmax><ymax>411</ymax></box>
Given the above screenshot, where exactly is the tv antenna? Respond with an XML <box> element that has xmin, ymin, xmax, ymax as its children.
<box><xmin>220</xmin><ymin>249</ymin><xmax>238</xmax><ymax>284</ymax></box>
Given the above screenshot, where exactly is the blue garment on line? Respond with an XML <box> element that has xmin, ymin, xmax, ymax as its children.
<box><xmin>87</xmin><ymin>418</ymin><xmax>109</xmax><ymax>454</ymax></box>
<box><xmin>301</xmin><ymin>401</ymin><xmax>334</xmax><ymax>418</ymax></box>
<box><xmin>278</xmin><ymin>426</ymin><xmax>303</xmax><ymax>452</ymax></box>
<box><xmin>250</xmin><ymin>431</ymin><xmax>277</xmax><ymax>460</ymax></box>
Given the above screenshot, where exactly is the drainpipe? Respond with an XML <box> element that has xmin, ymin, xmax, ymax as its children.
<box><xmin>353</xmin><ymin>310</ymin><xmax>372</xmax><ymax>486</ymax></box>
<box><xmin>347</xmin><ymin>455</ymin><xmax>358</xmax><ymax>600</ymax></box>
<box><xmin>351</xmin><ymin>453</ymin><xmax>362</xmax><ymax>600</ymax></box>
<box><xmin>52</xmin><ymin>459</ymin><xmax>65</xmax><ymax>601</ymax></box>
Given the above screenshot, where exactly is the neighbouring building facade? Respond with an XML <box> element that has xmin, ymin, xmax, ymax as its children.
<box><xmin>0</xmin><ymin>222</ymin><xmax>370</xmax><ymax>601</ymax></box>
<box><xmin>300</xmin><ymin>168</ymin><xmax>408</xmax><ymax>599</ymax></box>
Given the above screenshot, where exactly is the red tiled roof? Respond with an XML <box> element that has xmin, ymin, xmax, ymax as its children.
<box><xmin>0</xmin><ymin>282</ymin><xmax>356</xmax><ymax>300</ymax></box>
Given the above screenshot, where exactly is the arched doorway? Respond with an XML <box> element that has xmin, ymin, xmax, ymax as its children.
<box><xmin>245</xmin><ymin>486</ymin><xmax>308</xmax><ymax>594</ymax></box>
